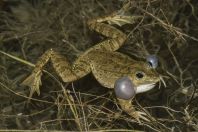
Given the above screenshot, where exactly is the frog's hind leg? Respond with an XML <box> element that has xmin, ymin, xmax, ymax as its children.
<box><xmin>22</xmin><ymin>49</ymin><xmax>90</xmax><ymax>98</ymax></box>
<box><xmin>87</xmin><ymin>18</ymin><xmax>127</xmax><ymax>52</ymax></box>
<box><xmin>87</xmin><ymin>2</ymin><xmax>136</xmax><ymax>52</ymax></box>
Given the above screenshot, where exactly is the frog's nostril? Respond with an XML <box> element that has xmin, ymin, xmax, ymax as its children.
<box><xmin>114</xmin><ymin>77</ymin><xmax>136</xmax><ymax>100</ymax></box>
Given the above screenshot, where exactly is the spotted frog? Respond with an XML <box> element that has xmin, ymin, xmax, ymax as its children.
<box><xmin>22</xmin><ymin>4</ymin><xmax>160</xmax><ymax>121</ymax></box>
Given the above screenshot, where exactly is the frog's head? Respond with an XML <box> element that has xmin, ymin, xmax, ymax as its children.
<box><xmin>129</xmin><ymin>61</ymin><xmax>160</xmax><ymax>94</ymax></box>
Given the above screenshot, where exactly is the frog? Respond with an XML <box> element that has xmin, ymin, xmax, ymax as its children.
<box><xmin>22</xmin><ymin>3</ymin><xmax>160</xmax><ymax>122</ymax></box>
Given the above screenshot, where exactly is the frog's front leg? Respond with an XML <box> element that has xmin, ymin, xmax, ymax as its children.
<box><xmin>117</xmin><ymin>98</ymin><xmax>149</xmax><ymax>122</ymax></box>
<box><xmin>22</xmin><ymin>49</ymin><xmax>91</xmax><ymax>98</ymax></box>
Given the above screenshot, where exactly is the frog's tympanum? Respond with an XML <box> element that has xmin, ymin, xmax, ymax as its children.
<box><xmin>22</xmin><ymin>4</ymin><xmax>160</xmax><ymax>122</ymax></box>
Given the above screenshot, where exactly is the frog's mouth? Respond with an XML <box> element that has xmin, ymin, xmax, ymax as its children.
<box><xmin>136</xmin><ymin>83</ymin><xmax>156</xmax><ymax>94</ymax></box>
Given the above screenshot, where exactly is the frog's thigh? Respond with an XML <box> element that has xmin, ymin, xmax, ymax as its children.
<box><xmin>50</xmin><ymin>51</ymin><xmax>91</xmax><ymax>82</ymax></box>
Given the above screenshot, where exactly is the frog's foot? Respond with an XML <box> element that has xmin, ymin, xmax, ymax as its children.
<box><xmin>129</xmin><ymin>110</ymin><xmax>150</xmax><ymax>123</ymax></box>
<box><xmin>96</xmin><ymin>13</ymin><xmax>141</xmax><ymax>27</ymax></box>
<box><xmin>106</xmin><ymin>14</ymin><xmax>141</xmax><ymax>27</ymax></box>
<box><xmin>117</xmin><ymin>98</ymin><xmax>150</xmax><ymax>123</ymax></box>
<box><xmin>22</xmin><ymin>71</ymin><xmax>42</xmax><ymax>99</ymax></box>
<box><xmin>97</xmin><ymin>2</ymin><xmax>141</xmax><ymax>26</ymax></box>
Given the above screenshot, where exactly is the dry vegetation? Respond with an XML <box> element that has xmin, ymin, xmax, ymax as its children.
<box><xmin>0</xmin><ymin>0</ymin><xmax>198</xmax><ymax>131</ymax></box>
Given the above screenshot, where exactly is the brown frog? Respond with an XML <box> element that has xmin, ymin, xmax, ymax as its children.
<box><xmin>22</xmin><ymin>4</ymin><xmax>160</xmax><ymax>121</ymax></box>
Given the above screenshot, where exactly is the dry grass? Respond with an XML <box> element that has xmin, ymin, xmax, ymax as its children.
<box><xmin>0</xmin><ymin>0</ymin><xmax>198</xmax><ymax>131</ymax></box>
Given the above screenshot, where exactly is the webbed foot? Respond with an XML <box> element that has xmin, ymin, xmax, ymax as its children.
<box><xmin>103</xmin><ymin>1</ymin><xmax>142</xmax><ymax>26</ymax></box>
<box><xmin>22</xmin><ymin>71</ymin><xmax>42</xmax><ymax>99</ymax></box>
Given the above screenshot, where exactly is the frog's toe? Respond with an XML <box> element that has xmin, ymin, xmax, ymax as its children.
<box><xmin>107</xmin><ymin>15</ymin><xmax>141</xmax><ymax>27</ymax></box>
<box><xmin>131</xmin><ymin>111</ymin><xmax>150</xmax><ymax>123</ymax></box>
<box><xmin>22</xmin><ymin>71</ymin><xmax>43</xmax><ymax>99</ymax></box>
<box><xmin>106</xmin><ymin>1</ymin><xmax>141</xmax><ymax>26</ymax></box>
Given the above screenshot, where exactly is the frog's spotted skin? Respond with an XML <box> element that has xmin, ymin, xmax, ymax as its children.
<box><xmin>22</xmin><ymin>4</ymin><xmax>160</xmax><ymax>122</ymax></box>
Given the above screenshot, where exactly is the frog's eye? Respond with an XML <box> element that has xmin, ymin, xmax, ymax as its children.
<box><xmin>146</xmin><ymin>55</ymin><xmax>158</xmax><ymax>69</ymax></box>
<box><xmin>114</xmin><ymin>77</ymin><xmax>136</xmax><ymax>100</ymax></box>
<box><xmin>135</xmin><ymin>71</ymin><xmax>145</xmax><ymax>79</ymax></box>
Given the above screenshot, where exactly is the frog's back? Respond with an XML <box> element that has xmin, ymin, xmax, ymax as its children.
<box><xmin>88</xmin><ymin>50</ymin><xmax>135</xmax><ymax>66</ymax></box>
